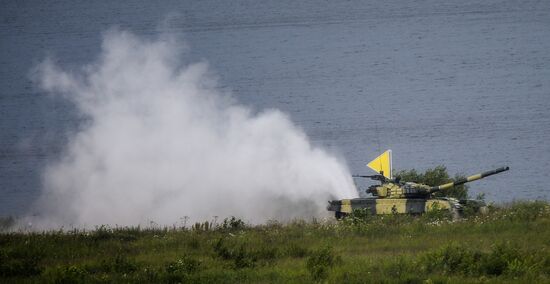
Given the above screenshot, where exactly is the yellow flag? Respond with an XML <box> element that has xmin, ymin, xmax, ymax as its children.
<box><xmin>367</xmin><ymin>150</ymin><xmax>392</xmax><ymax>179</ymax></box>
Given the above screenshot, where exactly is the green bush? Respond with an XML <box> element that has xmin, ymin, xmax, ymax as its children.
<box><xmin>84</xmin><ymin>254</ymin><xmax>138</xmax><ymax>274</ymax></box>
<box><xmin>501</xmin><ymin>201</ymin><xmax>550</xmax><ymax>222</ymax></box>
<box><xmin>213</xmin><ymin>238</ymin><xmax>256</xmax><ymax>269</ymax></box>
<box><xmin>0</xmin><ymin>246</ymin><xmax>44</xmax><ymax>277</ymax></box>
<box><xmin>109</xmin><ymin>255</ymin><xmax>138</xmax><ymax>274</ymax></box>
<box><xmin>89</xmin><ymin>225</ymin><xmax>141</xmax><ymax>242</ymax></box>
<box><xmin>49</xmin><ymin>265</ymin><xmax>88</xmax><ymax>284</ymax></box>
<box><xmin>166</xmin><ymin>255</ymin><xmax>201</xmax><ymax>274</ymax></box>
<box><xmin>221</xmin><ymin>217</ymin><xmax>246</xmax><ymax>230</ymax></box>
<box><xmin>90</xmin><ymin>225</ymin><xmax>114</xmax><ymax>241</ymax></box>
<box><xmin>420</xmin><ymin>242</ymin><xmax>550</xmax><ymax>277</ymax></box>
<box><xmin>252</xmin><ymin>246</ymin><xmax>278</xmax><ymax>262</ymax></box>
<box><xmin>421</xmin><ymin>243</ymin><xmax>482</xmax><ymax>275</ymax></box>
<box><xmin>163</xmin><ymin>255</ymin><xmax>202</xmax><ymax>282</ymax></box>
<box><xmin>213</xmin><ymin>238</ymin><xmax>232</xmax><ymax>260</ymax></box>
<box><xmin>306</xmin><ymin>246</ymin><xmax>341</xmax><ymax>281</ymax></box>
<box><xmin>232</xmin><ymin>246</ymin><xmax>256</xmax><ymax>269</ymax></box>
<box><xmin>285</xmin><ymin>243</ymin><xmax>309</xmax><ymax>258</ymax></box>
<box><xmin>379</xmin><ymin>256</ymin><xmax>418</xmax><ymax>280</ymax></box>
<box><xmin>185</xmin><ymin>235</ymin><xmax>201</xmax><ymax>250</ymax></box>
<box><xmin>423</xmin><ymin>202</ymin><xmax>453</xmax><ymax>221</ymax></box>
<box><xmin>347</xmin><ymin>208</ymin><xmax>371</xmax><ymax>224</ymax></box>
<box><xmin>0</xmin><ymin>253</ymin><xmax>42</xmax><ymax>277</ymax></box>
<box><xmin>1</xmin><ymin>200</ymin><xmax>549</xmax><ymax>283</ymax></box>
<box><xmin>481</xmin><ymin>243</ymin><xmax>521</xmax><ymax>276</ymax></box>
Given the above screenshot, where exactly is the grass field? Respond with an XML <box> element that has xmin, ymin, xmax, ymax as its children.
<box><xmin>1</xmin><ymin>201</ymin><xmax>550</xmax><ymax>283</ymax></box>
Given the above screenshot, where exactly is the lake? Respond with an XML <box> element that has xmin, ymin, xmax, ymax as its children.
<box><xmin>1</xmin><ymin>0</ymin><xmax>549</xmax><ymax>216</ymax></box>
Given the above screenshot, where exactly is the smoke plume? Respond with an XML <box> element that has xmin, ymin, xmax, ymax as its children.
<box><xmin>31</xmin><ymin>29</ymin><xmax>357</xmax><ymax>228</ymax></box>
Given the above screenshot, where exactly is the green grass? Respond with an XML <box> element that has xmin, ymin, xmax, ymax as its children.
<box><xmin>1</xmin><ymin>201</ymin><xmax>550</xmax><ymax>283</ymax></box>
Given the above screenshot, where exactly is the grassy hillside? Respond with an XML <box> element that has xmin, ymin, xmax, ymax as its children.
<box><xmin>1</xmin><ymin>201</ymin><xmax>550</xmax><ymax>283</ymax></box>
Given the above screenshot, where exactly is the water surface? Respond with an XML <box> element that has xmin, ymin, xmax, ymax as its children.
<box><xmin>1</xmin><ymin>0</ymin><xmax>549</xmax><ymax>215</ymax></box>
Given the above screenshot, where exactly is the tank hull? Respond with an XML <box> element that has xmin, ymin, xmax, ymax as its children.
<box><xmin>327</xmin><ymin>197</ymin><xmax>484</xmax><ymax>218</ymax></box>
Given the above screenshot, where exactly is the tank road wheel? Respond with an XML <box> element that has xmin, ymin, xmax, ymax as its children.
<box><xmin>451</xmin><ymin>207</ymin><xmax>461</xmax><ymax>220</ymax></box>
<box><xmin>335</xmin><ymin>212</ymin><xmax>347</xmax><ymax>220</ymax></box>
<box><xmin>479</xmin><ymin>206</ymin><xmax>489</xmax><ymax>215</ymax></box>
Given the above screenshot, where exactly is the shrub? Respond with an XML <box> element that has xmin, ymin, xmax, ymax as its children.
<box><xmin>110</xmin><ymin>255</ymin><xmax>138</xmax><ymax>274</ymax></box>
<box><xmin>379</xmin><ymin>256</ymin><xmax>418</xmax><ymax>280</ymax></box>
<box><xmin>421</xmin><ymin>242</ymin><xmax>550</xmax><ymax>277</ymax></box>
<box><xmin>213</xmin><ymin>238</ymin><xmax>232</xmax><ymax>260</ymax></box>
<box><xmin>166</xmin><ymin>255</ymin><xmax>201</xmax><ymax>274</ymax></box>
<box><xmin>49</xmin><ymin>265</ymin><xmax>88</xmax><ymax>284</ymax></box>
<box><xmin>163</xmin><ymin>255</ymin><xmax>202</xmax><ymax>282</ymax></box>
<box><xmin>0</xmin><ymin>253</ymin><xmax>42</xmax><ymax>277</ymax></box>
<box><xmin>221</xmin><ymin>217</ymin><xmax>246</xmax><ymax>230</ymax></box>
<box><xmin>306</xmin><ymin>246</ymin><xmax>341</xmax><ymax>281</ymax></box>
<box><xmin>232</xmin><ymin>245</ymin><xmax>256</xmax><ymax>269</ymax></box>
<box><xmin>91</xmin><ymin>225</ymin><xmax>114</xmax><ymax>241</ymax></box>
<box><xmin>285</xmin><ymin>244</ymin><xmax>309</xmax><ymax>258</ymax></box>
<box><xmin>421</xmin><ymin>243</ymin><xmax>481</xmax><ymax>275</ymax></box>
<box><xmin>347</xmin><ymin>208</ymin><xmax>371</xmax><ymax>224</ymax></box>
<box><xmin>481</xmin><ymin>243</ymin><xmax>520</xmax><ymax>276</ymax></box>
<box><xmin>503</xmin><ymin>201</ymin><xmax>550</xmax><ymax>222</ymax></box>
<box><xmin>213</xmin><ymin>238</ymin><xmax>256</xmax><ymax>269</ymax></box>
<box><xmin>252</xmin><ymin>246</ymin><xmax>278</xmax><ymax>262</ymax></box>
<box><xmin>185</xmin><ymin>235</ymin><xmax>201</xmax><ymax>250</ymax></box>
<box><xmin>85</xmin><ymin>254</ymin><xmax>138</xmax><ymax>274</ymax></box>
<box><xmin>423</xmin><ymin>202</ymin><xmax>453</xmax><ymax>222</ymax></box>
<box><xmin>0</xmin><ymin>246</ymin><xmax>43</xmax><ymax>277</ymax></box>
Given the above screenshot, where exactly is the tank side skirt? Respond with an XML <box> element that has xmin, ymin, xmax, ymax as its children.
<box><xmin>330</xmin><ymin>198</ymin><xmax>455</xmax><ymax>215</ymax></box>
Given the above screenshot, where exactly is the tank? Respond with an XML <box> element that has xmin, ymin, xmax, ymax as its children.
<box><xmin>327</xmin><ymin>150</ymin><xmax>509</xmax><ymax>219</ymax></box>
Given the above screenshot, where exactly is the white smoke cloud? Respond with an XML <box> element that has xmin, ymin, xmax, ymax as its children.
<box><xmin>31</xmin><ymin>29</ymin><xmax>357</xmax><ymax>228</ymax></box>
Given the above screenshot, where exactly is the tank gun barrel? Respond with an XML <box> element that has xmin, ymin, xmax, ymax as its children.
<box><xmin>352</xmin><ymin>174</ymin><xmax>388</xmax><ymax>182</ymax></box>
<box><xmin>429</xmin><ymin>166</ymin><xmax>509</xmax><ymax>193</ymax></box>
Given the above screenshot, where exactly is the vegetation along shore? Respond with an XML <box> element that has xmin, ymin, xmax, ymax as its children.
<box><xmin>1</xmin><ymin>167</ymin><xmax>549</xmax><ymax>283</ymax></box>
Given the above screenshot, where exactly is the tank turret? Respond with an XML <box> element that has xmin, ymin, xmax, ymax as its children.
<box><xmin>363</xmin><ymin>166</ymin><xmax>509</xmax><ymax>199</ymax></box>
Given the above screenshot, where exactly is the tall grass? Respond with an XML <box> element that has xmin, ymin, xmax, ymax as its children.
<box><xmin>1</xmin><ymin>201</ymin><xmax>549</xmax><ymax>283</ymax></box>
